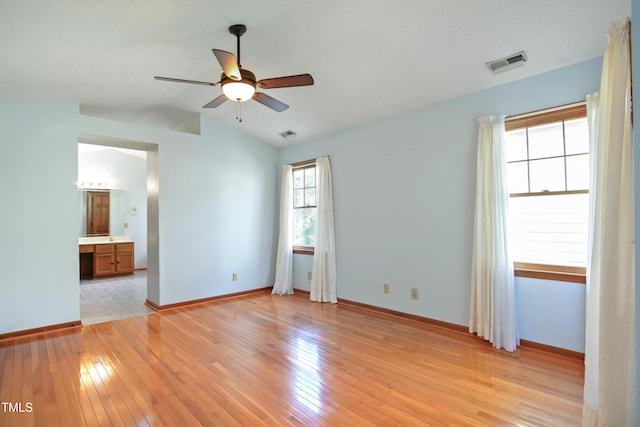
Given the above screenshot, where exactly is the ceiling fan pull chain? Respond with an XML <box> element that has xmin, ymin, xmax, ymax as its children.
<box><xmin>236</xmin><ymin>101</ymin><xmax>243</xmax><ymax>123</ymax></box>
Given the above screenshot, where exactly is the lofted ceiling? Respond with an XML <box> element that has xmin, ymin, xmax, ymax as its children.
<box><xmin>0</xmin><ymin>0</ymin><xmax>630</xmax><ymax>146</ymax></box>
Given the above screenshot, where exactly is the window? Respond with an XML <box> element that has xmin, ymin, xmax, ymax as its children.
<box><xmin>505</xmin><ymin>103</ymin><xmax>588</xmax><ymax>283</ymax></box>
<box><xmin>292</xmin><ymin>160</ymin><xmax>317</xmax><ymax>254</ymax></box>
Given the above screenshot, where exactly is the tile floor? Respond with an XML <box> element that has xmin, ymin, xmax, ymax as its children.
<box><xmin>80</xmin><ymin>270</ymin><xmax>155</xmax><ymax>325</ymax></box>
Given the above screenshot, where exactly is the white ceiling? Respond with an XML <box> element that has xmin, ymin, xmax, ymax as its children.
<box><xmin>0</xmin><ymin>1</ymin><xmax>630</xmax><ymax>146</ymax></box>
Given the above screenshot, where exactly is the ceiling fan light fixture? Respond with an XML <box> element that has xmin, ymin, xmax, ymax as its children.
<box><xmin>222</xmin><ymin>81</ymin><xmax>255</xmax><ymax>101</ymax></box>
<box><xmin>221</xmin><ymin>69</ymin><xmax>257</xmax><ymax>102</ymax></box>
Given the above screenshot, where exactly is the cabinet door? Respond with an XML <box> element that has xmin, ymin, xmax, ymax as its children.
<box><xmin>94</xmin><ymin>253</ymin><xmax>116</xmax><ymax>276</ymax></box>
<box><xmin>116</xmin><ymin>252</ymin><xmax>134</xmax><ymax>274</ymax></box>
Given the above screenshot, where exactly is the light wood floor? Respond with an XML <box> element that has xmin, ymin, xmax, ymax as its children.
<box><xmin>0</xmin><ymin>292</ymin><xmax>584</xmax><ymax>426</ymax></box>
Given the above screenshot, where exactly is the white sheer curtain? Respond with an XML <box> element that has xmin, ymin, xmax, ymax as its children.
<box><xmin>469</xmin><ymin>115</ymin><xmax>518</xmax><ymax>352</ymax></box>
<box><xmin>583</xmin><ymin>18</ymin><xmax>636</xmax><ymax>426</ymax></box>
<box><xmin>272</xmin><ymin>165</ymin><xmax>294</xmax><ymax>295</ymax></box>
<box><xmin>310</xmin><ymin>156</ymin><xmax>337</xmax><ymax>303</ymax></box>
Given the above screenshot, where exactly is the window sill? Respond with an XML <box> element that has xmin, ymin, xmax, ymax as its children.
<box><xmin>514</xmin><ymin>263</ymin><xmax>586</xmax><ymax>284</ymax></box>
<box><xmin>293</xmin><ymin>247</ymin><xmax>314</xmax><ymax>255</ymax></box>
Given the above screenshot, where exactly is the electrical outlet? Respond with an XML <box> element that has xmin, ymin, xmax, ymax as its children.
<box><xmin>411</xmin><ymin>288</ymin><xmax>419</xmax><ymax>300</ymax></box>
<box><xmin>383</xmin><ymin>283</ymin><xmax>390</xmax><ymax>294</ymax></box>
<box><xmin>307</xmin><ymin>271</ymin><xmax>312</xmax><ymax>280</ymax></box>
<box><xmin>232</xmin><ymin>272</ymin><xmax>238</xmax><ymax>281</ymax></box>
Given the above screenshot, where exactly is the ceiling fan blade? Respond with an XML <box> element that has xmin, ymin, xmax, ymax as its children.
<box><xmin>154</xmin><ymin>76</ymin><xmax>218</xmax><ymax>86</ymax></box>
<box><xmin>257</xmin><ymin>74</ymin><xmax>314</xmax><ymax>89</ymax></box>
<box><xmin>212</xmin><ymin>49</ymin><xmax>241</xmax><ymax>81</ymax></box>
<box><xmin>252</xmin><ymin>92</ymin><xmax>289</xmax><ymax>112</ymax></box>
<box><xmin>203</xmin><ymin>95</ymin><xmax>227</xmax><ymax>109</ymax></box>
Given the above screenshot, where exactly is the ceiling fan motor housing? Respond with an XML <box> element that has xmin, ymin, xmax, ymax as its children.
<box><xmin>221</xmin><ymin>69</ymin><xmax>256</xmax><ymax>88</ymax></box>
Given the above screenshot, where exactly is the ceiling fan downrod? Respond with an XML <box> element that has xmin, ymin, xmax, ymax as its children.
<box><xmin>229</xmin><ymin>24</ymin><xmax>246</xmax><ymax>69</ymax></box>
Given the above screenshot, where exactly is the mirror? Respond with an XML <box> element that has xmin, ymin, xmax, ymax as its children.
<box><xmin>78</xmin><ymin>189</ymin><xmax>125</xmax><ymax>237</ymax></box>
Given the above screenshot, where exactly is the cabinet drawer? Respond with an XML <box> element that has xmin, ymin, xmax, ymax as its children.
<box><xmin>95</xmin><ymin>244</ymin><xmax>115</xmax><ymax>254</ymax></box>
<box><xmin>79</xmin><ymin>245</ymin><xmax>94</xmax><ymax>253</ymax></box>
<box><xmin>116</xmin><ymin>242</ymin><xmax>134</xmax><ymax>253</ymax></box>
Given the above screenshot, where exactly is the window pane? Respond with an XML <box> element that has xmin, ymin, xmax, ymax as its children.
<box><xmin>305</xmin><ymin>188</ymin><xmax>315</xmax><ymax>206</ymax></box>
<box><xmin>304</xmin><ymin>167</ymin><xmax>315</xmax><ymax>188</ymax></box>
<box><xmin>507</xmin><ymin>161</ymin><xmax>529</xmax><ymax>193</ymax></box>
<box><xmin>294</xmin><ymin>208</ymin><xmax>317</xmax><ymax>247</ymax></box>
<box><xmin>564</xmin><ymin>118</ymin><xmax>589</xmax><ymax>155</ymax></box>
<box><xmin>566</xmin><ymin>154</ymin><xmax>589</xmax><ymax>191</ymax></box>
<box><xmin>529</xmin><ymin>157</ymin><xmax>565</xmax><ymax>192</ymax></box>
<box><xmin>505</xmin><ymin>129</ymin><xmax>528</xmax><ymax>162</ymax></box>
<box><xmin>509</xmin><ymin>193</ymin><xmax>589</xmax><ymax>267</ymax></box>
<box><xmin>528</xmin><ymin>122</ymin><xmax>564</xmax><ymax>159</ymax></box>
<box><xmin>293</xmin><ymin>169</ymin><xmax>304</xmax><ymax>189</ymax></box>
<box><xmin>293</xmin><ymin>189</ymin><xmax>304</xmax><ymax>208</ymax></box>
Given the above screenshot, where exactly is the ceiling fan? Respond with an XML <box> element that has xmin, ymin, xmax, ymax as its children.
<box><xmin>154</xmin><ymin>24</ymin><xmax>314</xmax><ymax>114</ymax></box>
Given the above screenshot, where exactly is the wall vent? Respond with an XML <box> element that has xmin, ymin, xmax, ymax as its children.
<box><xmin>487</xmin><ymin>51</ymin><xmax>527</xmax><ymax>74</ymax></box>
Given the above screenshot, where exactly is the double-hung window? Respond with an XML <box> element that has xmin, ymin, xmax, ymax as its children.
<box><xmin>292</xmin><ymin>159</ymin><xmax>317</xmax><ymax>254</ymax></box>
<box><xmin>505</xmin><ymin>103</ymin><xmax>589</xmax><ymax>283</ymax></box>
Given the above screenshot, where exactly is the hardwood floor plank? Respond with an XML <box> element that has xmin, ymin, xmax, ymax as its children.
<box><xmin>0</xmin><ymin>293</ymin><xmax>584</xmax><ymax>425</ymax></box>
<box><xmin>57</xmin><ymin>333</ymin><xmax>95</xmax><ymax>427</ymax></box>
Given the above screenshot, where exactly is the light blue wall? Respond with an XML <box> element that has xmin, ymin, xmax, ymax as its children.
<box><xmin>0</xmin><ymin>101</ymin><xmax>80</xmax><ymax>334</ymax></box>
<box><xmin>156</xmin><ymin>117</ymin><xmax>278</xmax><ymax>304</ymax></box>
<box><xmin>279</xmin><ymin>57</ymin><xmax>602</xmax><ymax>352</ymax></box>
<box><xmin>292</xmin><ymin>253</ymin><xmax>314</xmax><ymax>292</ymax></box>
<box><xmin>516</xmin><ymin>277</ymin><xmax>585</xmax><ymax>351</ymax></box>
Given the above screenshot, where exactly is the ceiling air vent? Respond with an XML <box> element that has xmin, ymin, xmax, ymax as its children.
<box><xmin>487</xmin><ymin>51</ymin><xmax>527</xmax><ymax>74</ymax></box>
<box><xmin>278</xmin><ymin>129</ymin><xmax>297</xmax><ymax>141</ymax></box>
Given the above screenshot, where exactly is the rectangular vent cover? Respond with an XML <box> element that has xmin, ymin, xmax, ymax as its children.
<box><xmin>278</xmin><ymin>129</ymin><xmax>297</xmax><ymax>140</ymax></box>
<box><xmin>487</xmin><ymin>51</ymin><xmax>527</xmax><ymax>74</ymax></box>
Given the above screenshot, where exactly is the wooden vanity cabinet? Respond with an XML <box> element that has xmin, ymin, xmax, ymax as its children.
<box><xmin>80</xmin><ymin>242</ymin><xmax>135</xmax><ymax>279</ymax></box>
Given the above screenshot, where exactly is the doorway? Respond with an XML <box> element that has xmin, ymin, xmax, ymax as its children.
<box><xmin>77</xmin><ymin>138</ymin><xmax>158</xmax><ymax>324</ymax></box>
